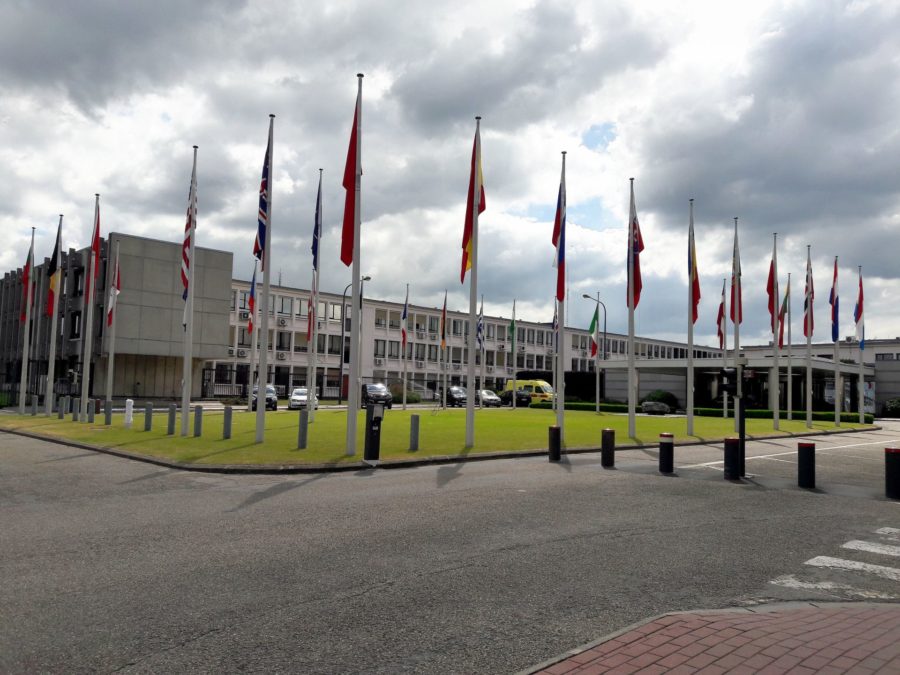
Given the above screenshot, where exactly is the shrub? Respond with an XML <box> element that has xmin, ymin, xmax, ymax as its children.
<box><xmin>641</xmin><ymin>390</ymin><xmax>679</xmax><ymax>409</ymax></box>
<box><xmin>884</xmin><ymin>398</ymin><xmax>900</xmax><ymax>418</ymax></box>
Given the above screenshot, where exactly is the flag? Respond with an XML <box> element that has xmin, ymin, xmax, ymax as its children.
<box><xmin>588</xmin><ymin>305</ymin><xmax>599</xmax><ymax>357</ymax></box>
<box><xmin>253</xmin><ymin>128</ymin><xmax>271</xmax><ymax>269</ymax></box>
<box><xmin>475</xmin><ymin>297</ymin><xmax>484</xmax><ymax>351</ymax></box>
<box><xmin>854</xmin><ymin>269</ymin><xmax>864</xmax><ymax>350</ymax></box>
<box><xmin>341</xmin><ymin>84</ymin><xmax>361</xmax><ymax>267</ymax></box>
<box><xmin>730</xmin><ymin>222</ymin><xmax>742</xmax><ymax>324</ymax></box>
<box><xmin>439</xmin><ymin>290</ymin><xmax>447</xmax><ymax>350</ymax></box>
<box><xmin>107</xmin><ymin>253</ymin><xmax>121</xmax><ymax>327</ymax></box>
<box><xmin>401</xmin><ymin>286</ymin><xmax>409</xmax><ymax>350</ymax></box>
<box><xmin>509</xmin><ymin>299</ymin><xmax>517</xmax><ymax>344</ymax></box>
<box><xmin>828</xmin><ymin>256</ymin><xmax>839</xmax><ymax>343</ymax></box>
<box><xmin>84</xmin><ymin>199</ymin><xmax>101</xmax><ymax>304</ymax></box>
<box><xmin>627</xmin><ymin>181</ymin><xmax>644</xmax><ymax>308</ymax></box>
<box><xmin>778</xmin><ymin>277</ymin><xmax>789</xmax><ymax>349</ymax></box>
<box><xmin>20</xmin><ymin>241</ymin><xmax>33</xmax><ymax>322</ymax></box>
<box><xmin>766</xmin><ymin>242</ymin><xmax>777</xmax><ymax>333</ymax></box>
<box><xmin>460</xmin><ymin>123</ymin><xmax>486</xmax><ymax>283</ymax></box>
<box><xmin>181</xmin><ymin>152</ymin><xmax>198</xmax><ymax>330</ymax></box>
<box><xmin>804</xmin><ymin>249</ymin><xmax>814</xmax><ymax>338</ymax></box>
<box><xmin>248</xmin><ymin>266</ymin><xmax>257</xmax><ymax>334</ymax></box>
<box><xmin>551</xmin><ymin>156</ymin><xmax>566</xmax><ymax>302</ymax></box>
<box><xmin>716</xmin><ymin>279</ymin><xmax>726</xmax><ymax>349</ymax></box>
<box><xmin>688</xmin><ymin>215</ymin><xmax>700</xmax><ymax>324</ymax></box>
<box><xmin>46</xmin><ymin>218</ymin><xmax>62</xmax><ymax>317</ymax></box>
<box><xmin>312</xmin><ymin>172</ymin><xmax>322</xmax><ymax>272</ymax></box>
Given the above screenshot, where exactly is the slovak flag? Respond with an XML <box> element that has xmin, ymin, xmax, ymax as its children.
<box><xmin>551</xmin><ymin>153</ymin><xmax>566</xmax><ymax>302</ymax></box>
<box><xmin>716</xmin><ymin>279</ymin><xmax>726</xmax><ymax>349</ymax></box>
<box><xmin>248</xmin><ymin>265</ymin><xmax>257</xmax><ymax>334</ymax></box>
<box><xmin>828</xmin><ymin>256</ymin><xmax>839</xmax><ymax>343</ymax></box>
<box><xmin>854</xmin><ymin>268</ymin><xmax>864</xmax><ymax>350</ymax></box>
<box><xmin>401</xmin><ymin>286</ymin><xmax>409</xmax><ymax>350</ymax></box>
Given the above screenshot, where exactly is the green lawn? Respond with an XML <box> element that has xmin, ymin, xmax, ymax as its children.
<box><xmin>0</xmin><ymin>406</ymin><xmax>873</xmax><ymax>467</ymax></box>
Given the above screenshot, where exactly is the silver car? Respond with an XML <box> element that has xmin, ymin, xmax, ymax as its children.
<box><xmin>288</xmin><ymin>387</ymin><xmax>318</xmax><ymax>410</ymax></box>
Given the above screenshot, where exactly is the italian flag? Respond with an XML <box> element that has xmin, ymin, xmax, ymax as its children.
<box><xmin>588</xmin><ymin>306</ymin><xmax>599</xmax><ymax>357</ymax></box>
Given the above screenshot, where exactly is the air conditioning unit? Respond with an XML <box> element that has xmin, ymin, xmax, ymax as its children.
<box><xmin>374</xmin><ymin>357</ymin><xmax>384</xmax><ymax>366</ymax></box>
<box><xmin>416</xmin><ymin>331</ymin><xmax>425</xmax><ymax>339</ymax></box>
<box><xmin>486</xmin><ymin>366</ymin><xmax>494</xmax><ymax>373</ymax></box>
<box><xmin>277</xmin><ymin>352</ymin><xmax>286</xmax><ymax>360</ymax></box>
<box><xmin>429</xmin><ymin>334</ymin><xmax>436</xmax><ymax>341</ymax></box>
<box><xmin>228</xmin><ymin>347</ymin><xmax>235</xmax><ymax>356</ymax></box>
<box><xmin>239</xmin><ymin>311</ymin><xmax>249</xmax><ymax>320</ymax></box>
<box><xmin>278</xmin><ymin>318</ymin><xmax>287</xmax><ymax>326</ymax></box>
<box><xmin>519</xmin><ymin>345</ymin><xmax>525</xmax><ymax>352</ymax></box>
<box><xmin>415</xmin><ymin>360</ymin><xmax>425</xmax><ymax>368</ymax></box>
<box><xmin>237</xmin><ymin>349</ymin><xmax>247</xmax><ymax>357</ymax></box>
<box><xmin>581</xmin><ymin>350</ymin><xmax>588</xmax><ymax>357</ymax></box>
<box><xmin>452</xmin><ymin>364</ymin><xmax>461</xmax><ymax>371</ymax></box>
<box><xmin>547</xmin><ymin>349</ymin><xmax>554</xmax><ymax>356</ymax></box>
<box><xmin>498</xmin><ymin>344</ymin><xmax>505</xmax><ymax>350</ymax></box>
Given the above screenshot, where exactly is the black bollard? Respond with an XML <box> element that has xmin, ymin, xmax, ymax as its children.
<box><xmin>724</xmin><ymin>437</ymin><xmax>741</xmax><ymax>481</ymax></box>
<box><xmin>409</xmin><ymin>414</ymin><xmax>420</xmax><ymax>452</ymax></box>
<box><xmin>193</xmin><ymin>405</ymin><xmax>203</xmax><ymax>437</ymax></box>
<box><xmin>601</xmin><ymin>428</ymin><xmax>615</xmax><ymax>468</ymax></box>
<box><xmin>297</xmin><ymin>409</ymin><xmax>309</xmax><ymax>449</ymax></box>
<box><xmin>658</xmin><ymin>432</ymin><xmax>674</xmax><ymax>474</ymax></box>
<box><xmin>738</xmin><ymin>396</ymin><xmax>747</xmax><ymax>477</ymax></box>
<box><xmin>144</xmin><ymin>402</ymin><xmax>153</xmax><ymax>431</ymax></box>
<box><xmin>223</xmin><ymin>406</ymin><xmax>232</xmax><ymax>440</ymax></box>
<box><xmin>548</xmin><ymin>426</ymin><xmax>561</xmax><ymax>462</ymax></box>
<box><xmin>167</xmin><ymin>404</ymin><xmax>176</xmax><ymax>435</ymax></box>
<box><xmin>104</xmin><ymin>400</ymin><xmax>112</xmax><ymax>426</ymax></box>
<box><xmin>886</xmin><ymin>447</ymin><xmax>900</xmax><ymax>500</ymax></box>
<box><xmin>798</xmin><ymin>442</ymin><xmax>816</xmax><ymax>489</ymax></box>
<box><xmin>87</xmin><ymin>399</ymin><xmax>95</xmax><ymax>424</ymax></box>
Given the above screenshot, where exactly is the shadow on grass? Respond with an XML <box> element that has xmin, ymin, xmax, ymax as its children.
<box><xmin>228</xmin><ymin>473</ymin><xmax>329</xmax><ymax>512</ymax></box>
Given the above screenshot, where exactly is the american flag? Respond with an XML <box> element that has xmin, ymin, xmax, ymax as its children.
<box><xmin>254</xmin><ymin>123</ymin><xmax>272</xmax><ymax>270</ymax></box>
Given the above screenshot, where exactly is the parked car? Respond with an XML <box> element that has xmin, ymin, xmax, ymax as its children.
<box><xmin>361</xmin><ymin>382</ymin><xmax>393</xmax><ymax>409</ymax></box>
<box><xmin>442</xmin><ymin>386</ymin><xmax>467</xmax><ymax>407</ymax></box>
<box><xmin>251</xmin><ymin>385</ymin><xmax>278</xmax><ymax>411</ymax></box>
<box><xmin>641</xmin><ymin>400</ymin><xmax>670</xmax><ymax>415</ymax></box>
<box><xmin>499</xmin><ymin>388</ymin><xmax>532</xmax><ymax>407</ymax></box>
<box><xmin>288</xmin><ymin>387</ymin><xmax>318</xmax><ymax>410</ymax></box>
<box><xmin>477</xmin><ymin>389</ymin><xmax>502</xmax><ymax>407</ymax></box>
<box><xmin>503</xmin><ymin>379</ymin><xmax>554</xmax><ymax>405</ymax></box>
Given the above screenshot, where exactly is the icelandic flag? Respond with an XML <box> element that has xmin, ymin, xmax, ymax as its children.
<box><xmin>854</xmin><ymin>269</ymin><xmax>864</xmax><ymax>350</ymax></box>
<box><xmin>254</xmin><ymin>120</ymin><xmax>272</xmax><ymax>270</ymax></box>
<box><xmin>829</xmin><ymin>257</ymin><xmax>839</xmax><ymax>343</ymax></box>
<box><xmin>401</xmin><ymin>287</ymin><xmax>409</xmax><ymax>350</ymax></box>
<box><xmin>551</xmin><ymin>155</ymin><xmax>566</xmax><ymax>302</ymax></box>
<box><xmin>248</xmin><ymin>265</ymin><xmax>257</xmax><ymax>334</ymax></box>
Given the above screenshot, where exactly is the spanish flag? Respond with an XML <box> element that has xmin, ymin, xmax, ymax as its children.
<box><xmin>460</xmin><ymin>120</ymin><xmax>485</xmax><ymax>283</ymax></box>
<box><xmin>46</xmin><ymin>216</ymin><xmax>62</xmax><ymax>317</ymax></box>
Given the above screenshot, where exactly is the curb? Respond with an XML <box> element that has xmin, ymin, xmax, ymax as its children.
<box><xmin>517</xmin><ymin>600</ymin><xmax>900</xmax><ymax>675</ymax></box>
<box><xmin>0</xmin><ymin>423</ymin><xmax>881</xmax><ymax>475</ymax></box>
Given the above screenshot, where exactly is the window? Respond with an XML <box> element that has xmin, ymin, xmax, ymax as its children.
<box><xmin>517</xmin><ymin>327</ymin><xmax>525</xmax><ymax>343</ymax></box>
<box><xmin>278</xmin><ymin>296</ymin><xmax>292</xmax><ymax>315</ymax></box>
<box><xmin>317</xmin><ymin>300</ymin><xmax>327</xmax><ymax>320</ymax></box>
<box><xmin>486</xmin><ymin>324</ymin><xmax>495</xmax><ymax>340</ymax></box>
<box><xmin>452</xmin><ymin>319</ymin><xmax>463</xmax><ymax>336</ymax></box>
<box><xmin>239</xmin><ymin>291</ymin><xmax>249</xmax><ymax>310</ymax></box>
<box><xmin>451</xmin><ymin>346</ymin><xmax>462</xmax><ymax>363</ymax></box>
<box><xmin>486</xmin><ymin>351</ymin><xmax>495</xmax><ymax>366</ymax></box>
<box><xmin>375</xmin><ymin>309</ymin><xmax>387</xmax><ymax>328</ymax></box>
<box><xmin>374</xmin><ymin>340</ymin><xmax>386</xmax><ymax>358</ymax></box>
<box><xmin>328</xmin><ymin>335</ymin><xmax>342</xmax><ymax>355</ymax></box>
<box><xmin>535</xmin><ymin>355</ymin><xmax>543</xmax><ymax>369</ymax></box>
<box><xmin>330</xmin><ymin>303</ymin><xmax>342</xmax><ymax>321</ymax></box>
<box><xmin>238</xmin><ymin>327</ymin><xmax>251</xmax><ymax>347</ymax></box>
<box><xmin>516</xmin><ymin>352</ymin><xmax>525</xmax><ymax>368</ymax></box>
<box><xmin>428</xmin><ymin>316</ymin><xmax>439</xmax><ymax>333</ymax></box>
<box><xmin>70</xmin><ymin>311</ymin><xmax>82</xmax><ymax>338</ymax></box>
<box><xmin>526</xmin><ymin>354</ymin><xmax>534</xmax><ymax>369</ymax></box>
<box><xmin>231</xmin><ymin>290</ymin><xmax>238</xmax><ymax>311</ymax></box>
<box><xmin>580</xmin><ymin>336</ymin><xmax>588</xmax><ymax>350</ymax></box>
<box><xmin>215</xmin><ymin>363</ymin><xmax>231</xmax><ymax>384</ymax></box>
<box><xmin>389</xmin><ymin>311</ymin><xmax>401</xmax><ymax>329</ymax></box>
<box><xmin>276</xmin><ymin>331</ymin><xmax>291</xmax><ymax>351</ymax></box>
<box><xmin>388</xmin><ymin>340</ymin><xmax>400</xmax><ymax>358</ymax></box>
<box><xmin>537</xmin><ymin>331</ymin><xmax>544</xmax><ymax>346</ymax></box>
<box><xmin>317</xmin><ymin>334</ymin><xmax>326</xmax><ymax>353</ymax></box>
<box><xmin>572</xmin><ymin>334</ymin><xmax>580</xmax><ymax>349</ymax></box>
<box><xmin>428</xmin><ymin>344</ymin><xmax>439</xmax><ymax>361</ymax></box>
<box><xmin>526</xmin><ymin>329</ymin><xmax>535</xmax><ymax>344</ymax></box>
<box><xmin>876</xmin><ymin>353</ymin><xmax>896</xmax><ymax>361</ymax></box>
<box><xmin>294</xmin><ymin>334</ymin><xmax>308</xmax><ymax>352</ymax></box>
<box><xmin>297</xmin><ymin>297</ymin><xmax>308</xmax><ymax>316</ymax></box>
<box><xmin>415</xmin><ymin>343</ymin><xmax>426</xmax><ymax>360</ymax></box>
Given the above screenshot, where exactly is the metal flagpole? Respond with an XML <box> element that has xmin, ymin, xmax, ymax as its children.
<box><xmin>182</xmin><ymin>148</ymin><xmax>198</xmax><ymax>436</ymax></box>
<box><xmin>687</xmin><ymin>199</ymin><xmax>696</xmax><ymax>436</ymax></box>
<box><xmin>786</xmin><ymin>273</ymin><xmax>792</xmax><ymax>420</ymax></box>
<box><xmin>772</xmin><ymin>233</ymin><xmax>780</xmax><ymax>431</ymax></box>
<box><xmin>33</xmin><ymin>260</ymin><xmax>45</xmax><ymax>402</ymax></box>
<box><xmin>552</xmin><ymin>301</ymin><xmax>558</xmax><ymax>415</ymax></box>
<box><xmin>858</xmin><ymin>265</ymin><xmax>864</xmax><ymax>424</ymax></box>
<box><xmin>257</xmin><ymin>116</ymin><xmax>275</xmax><ymax>444</ymax></box>
<box><xmin>805</xmin><ymin>245</ymin><xmax>813</xmax><ymax>428</ymax></box>
<box><xmin>105</xmin><ymin>240</ymin><xmax>120</xmax><ymax>403</ymax></box>
<box><xmin>832</xmin><ymin>256</ymin><xmax>840</xmax><ymax>428</ymax></box>
<box><xmin>722</xmin><ymin>277</ymin><xmax>728</xmax><ymax>419</ymax></box>
<box><xmin>345</xmin><ymin>76</ymin><xmax>363</xmax><ymax>455</ymax></box>
<box><xmin>80</xmin><ymin>197</ymin><xmax>100</xmax><ymax>420</ymax></box>
<box><xmin>511</xmin><ymin>299</ymin><xmax>517</xmax><ymax>410</ymax></box>
<box><xmin>627</xmin><ymin>179</ymin><xmax>637</xmax><ymax>439</ymax></box>
<box><xmin>18</xmin><ymin>228</ymin><xmax>35</xmax><ymax>414</ymax></box>
<box><xmin>465</xmin><ymin>117</ymin><xmax>482</xmax><ymax>449</ymax></box>
<box><xmin>308</xmin><ymin>168</ymin><xmax>322</xmax><ymax>423</ymax></box>
<box><xmin>247</xmin><ymin>262</ymin><xmax>258</xmax><ymax>413</ymax></box>
<box><xmin>733</xmin><ymin>217</ymin><xmax>742</xmax><ymax>433</ymax></box>
<box><xmin>402</xmin><ymin>283</ymin><xmax>409</xmax><ymax>411</ymax></box>
<box><xmin>45</xmin><ymin>215</ymin><xmax>63</xmax><ymax>415</ymax></box>
<box><xmin>477</xmin><ymin>294</ymin><xmax>484</xmax><ymax>407</ymax></box>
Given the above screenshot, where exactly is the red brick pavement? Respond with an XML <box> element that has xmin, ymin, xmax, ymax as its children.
<box><xmin>528</xmin><ymin>603</ymin><xmax>900</xmax><ymax>674</ymax></box>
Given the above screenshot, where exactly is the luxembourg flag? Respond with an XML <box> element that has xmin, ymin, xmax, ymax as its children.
<box><xmin>828</xmin><ymin>256</ymin><xmax>839</xmax><ymax>343</ymax></box>
<box><xmin>854</xmin><ymin>268</ymin><xmax>864</xmax><ymax>350</ymax></box>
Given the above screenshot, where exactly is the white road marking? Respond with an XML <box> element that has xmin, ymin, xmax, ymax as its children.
<box><xmin>876</xmin><ymin>527</ymin><xmax>900</xmax><ymax>539</ymax></box>
<box><xmin>681</xmin><ymin>438</ymin><xmax>899</xmax><ymax>469</ymax></box>
<box><xmin>769</xmin><ymin>574</ymin><xmax>895</xmax><ymax>600</ymax></box>
<box><xmin>804</xmin><ymin>555</ymin><xmax>900</xmax><ymax>582</ymax></box>
<box><xmin>843</xmin><ymin>540</ymin><xmax>900</xmax><ymax>557</ymax></box>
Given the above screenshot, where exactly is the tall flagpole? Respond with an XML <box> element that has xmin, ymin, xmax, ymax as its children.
<box><xmin>732</xmin><ymin>217</ymin><xmax>742</xmax><ymax>433</ymax></box>
<box><xmin>182</xmin><ymin>147</ymin><xmax>198</xmax><ymax>436</ymax></box>
<box><xmin>805</xmin><ymin>246</ymin><xmax>813</xmax><ymax>428</ymax></box>
<box><xmin>308</xmin><ymin>168</ymin><xmax>323</xmax><ymax>422</ymax></box>
<box><xmin>45</xmin><ymin>215</ymin><xmax>63</xmax><ymax>415</ymax></box>
<box><xmin>687</xmin><ymin>199</ymin><xmax>696</xmax><ymax>436</ymax></box>
<box><xmin>247</xmin><ymin>261</ymin><xmax>258</xmax><ymax>413</ymax></box>
<box><xmin>80</xmin><ymin>196</ymin><xmax>100</xmax><ymax>420</ymax></box>
<box><xmin>257</xmin><ymin>116</ymin><xmax>275</xmax><ymax>444</ymax></box>
<box><xmin>832</xmin><ymin>256</ymin><xmax>840</xmax><ymax>427</ymax></box>
<box><xmin>511</xmin><ymin>299</ymin><xmax>517</xmax><ymax>410</ymax></box>
<box><xmin>479</xmin><ymin>294</ymin><xmax>485</xmax><ymax>405</ymax></box>
<box><xmin>594</xmin><ymin>295</ymin><xmax>600</xmax><ymax>413</ymax></box>
<box><xmin>105</xmin><ymin>240</ymin><xmax>120</xmax><ymax>403</ymax></box>
<box><xmin>722</xmin><ymin>277</ymin><xmax>728</xmax><ymax>419</ymax></box>
<box><xmin>402</xmin><ymin>283</ymin><xmax>409</xmax><ymax>411</ymax></box>
<box><xmin>465</xmin><ymin>116</ymin><xmax>482</xmax><ymax>449</ymax></box>
<box><xmin>18</xmin><ymin>228</ymin><xmax>35</xmax><ymax>414</ymax></box>
<box><xmin>786</xmin><ymin>273</ymin><xmax>792</xmax><ymax>420</ymax></box>
<box><xmin>346</xmin><ymin>75</ymin><xmax>363</xmax><ymax>455</ymax></box>
<box><xmin>627</xmin><ymin>178</ymin><xmax>637</xmax><ymax>439</ymax></box>
<box><xmin>772</xmin><ymin>233</ymin><xmax>780</xmax><ymax>431</ymax></box>
<box><xmin>858</xmin><ymin>265</ymin><xmax>864</xmax><ymax>424</ymax></box>
<box><xmin>555</xmin><ymin>151</ymin><xmax>566</xmax><ymax>443</ymax></box>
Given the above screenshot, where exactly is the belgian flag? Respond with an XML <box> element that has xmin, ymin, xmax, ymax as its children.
<box><xmin>46</xmin><ymin>216</ymin><xmax>62</xmax><ymax>317</ymax></box>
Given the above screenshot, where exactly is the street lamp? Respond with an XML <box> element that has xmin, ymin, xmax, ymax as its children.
<box><xmin>338</xmin><ymin>275</ymin><xmax>371</xmax><ymax>405</ymax></box>
<box><xmin>582</xmin><ymin>293</ymin><xmax>607</xmax><ymax>413</ymax></box>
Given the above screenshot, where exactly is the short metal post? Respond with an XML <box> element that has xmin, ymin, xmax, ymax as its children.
<box><xmin>30</xmin><ymin>395</ymin><xmax>38</xmax><ymax>416</ymax></box>
<box><xmin>409</xmin><ymin>414</ymin><xmax>420</xmax><ymax>451</ymax></box>
<box><xmin>144</xmin><ymin>402</ymin><xmax>153</xmax><ymax>431</ymax></box>
<box><xmin>297</xmin><ymin>409</ymin><xmax>309</xmax><ymax>449</ymax></box>
<box><xmin>124</xmin><ymin>399</ymin><xmax>133</xmax><ymax>428</ymax></box>
<box><xmin>193</xmin><ymin>405</ymin><xmax>203</xmax><ymax>437</ymax></box>
<box><xmin>223</xmin><ymin>406</ymin><xmax>232</xmax><ymax>440</ymax></box>
<box><xmin>104</xmin><ymin>400</ymin><xmax>112</xmax><ymax>425</ymax></box>
<box><xmin>738</xmin><ymin>396</ymin><xmax>747</xmax><ymax>476</ymax></box>
<box><xmin>87</xmin><ymin>399</ymin><xmax>95</xmax><ymax>424</ymax></box>
<box><xmin>57</xmin><ymin>401</ymin><xmax>65</xmax><ymax>420</ymax></box>
<box><xmin>548</xmin><ymin>426</ymin><xmax>561</xmax><ymax>462</ymax></box>
<box><xmin>601</xmin><ymin>428</ymin><xmax>615</xmax><ymax>468</ymax></box>
<box><xmin>724</xmin><ymin>437</ymin><xmax>740</xmax><ymax>480</ymax></box>
<box><xmin>886</xmin><ymin>447</ymin><xmax>900</xmax><ymax>500</ymax></box>
<box><xmin>167</xmin><ymin>404</ymin><xmax>176</xmax><ymax>435</ymax></box>
<box><xmin>798</xmin><ymin>442</ymin><xmax>816</xmax><ymax>489</ymax></box>
<box><xmin>73</xmin><ymin>398</ymin><xmax>80</xmax><ymax>422</ymax></box>
<box><xmin>659</xmin><ymin>432</ymin><xmax>674</xmax><ymax>474</ymax></box>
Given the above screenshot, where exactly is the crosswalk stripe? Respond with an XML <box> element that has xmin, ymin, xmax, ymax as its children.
<box><xmin>805</xmin><ymin>555</ymin><xmax>900</xmax><ymax>582</ymax></box>
<box><xmin>876</xmin><ymin>527</ymin><xmax>900</xmax><ymax>538</ymax></box>
<box><xmin>843</xmin><ymin>540</ymin><xmax>900</xmax><ymax>558</ymax></box>
<box><xmin>769</xmin><ymin>574</ymin><xmax>895</xmax><ymax>600</ymax></box>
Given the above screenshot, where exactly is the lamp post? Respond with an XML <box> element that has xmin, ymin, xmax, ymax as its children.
<box><xmin>582</xmin><ymin>293</ymin><xmax>607</xmax><ymax>413</ymax></box>
<box><xmin>338</xmin><ymin>275</ymin><xmax>370</xmax><ymax>405</ymax></box>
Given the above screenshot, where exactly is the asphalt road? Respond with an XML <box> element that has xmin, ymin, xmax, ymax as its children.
<box><xmin>2</xmin><ymin>423</ymin><xmax>899</xmax><ymax>673</ymax></box>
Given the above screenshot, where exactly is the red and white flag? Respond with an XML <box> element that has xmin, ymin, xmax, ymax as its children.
<box><xmin>341</xmin><ymin>81</ymin><xmax>361</xmax><ymax>267</ymax></box>
<box><xmin>107</xmin><ymin>251</ymin><xmax>121</xmax><ymax>327</ymax></box>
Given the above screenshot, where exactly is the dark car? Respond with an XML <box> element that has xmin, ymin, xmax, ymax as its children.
<box><xmin>477</xmin><ymin>389</ymin><xmax>502</xmax><ymax>407</ymax></box>
<box><xmin>499</xmin><ymin>389</ymin><xmax>531</xmax><ymax>407</ymax></box>
<box><xmin>361</xmin><ymin>383</ymin><xmax>393</xmax><ymax>409</ymax></box>
<box><xmin>443</xmin><ymin>386</ymin><xmax>467</xmax><ymax>407</ymax></box>
<box><xmin>251</xmin><ymin>384</ymin><xmax>278</xmax><ymax>411</ymax></box>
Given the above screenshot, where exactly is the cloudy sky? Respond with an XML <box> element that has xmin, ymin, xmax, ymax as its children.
<box><xmin>2</xmin><ymin>0</ymin><xmax>898</xmax><ymax>348</ymax></box>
